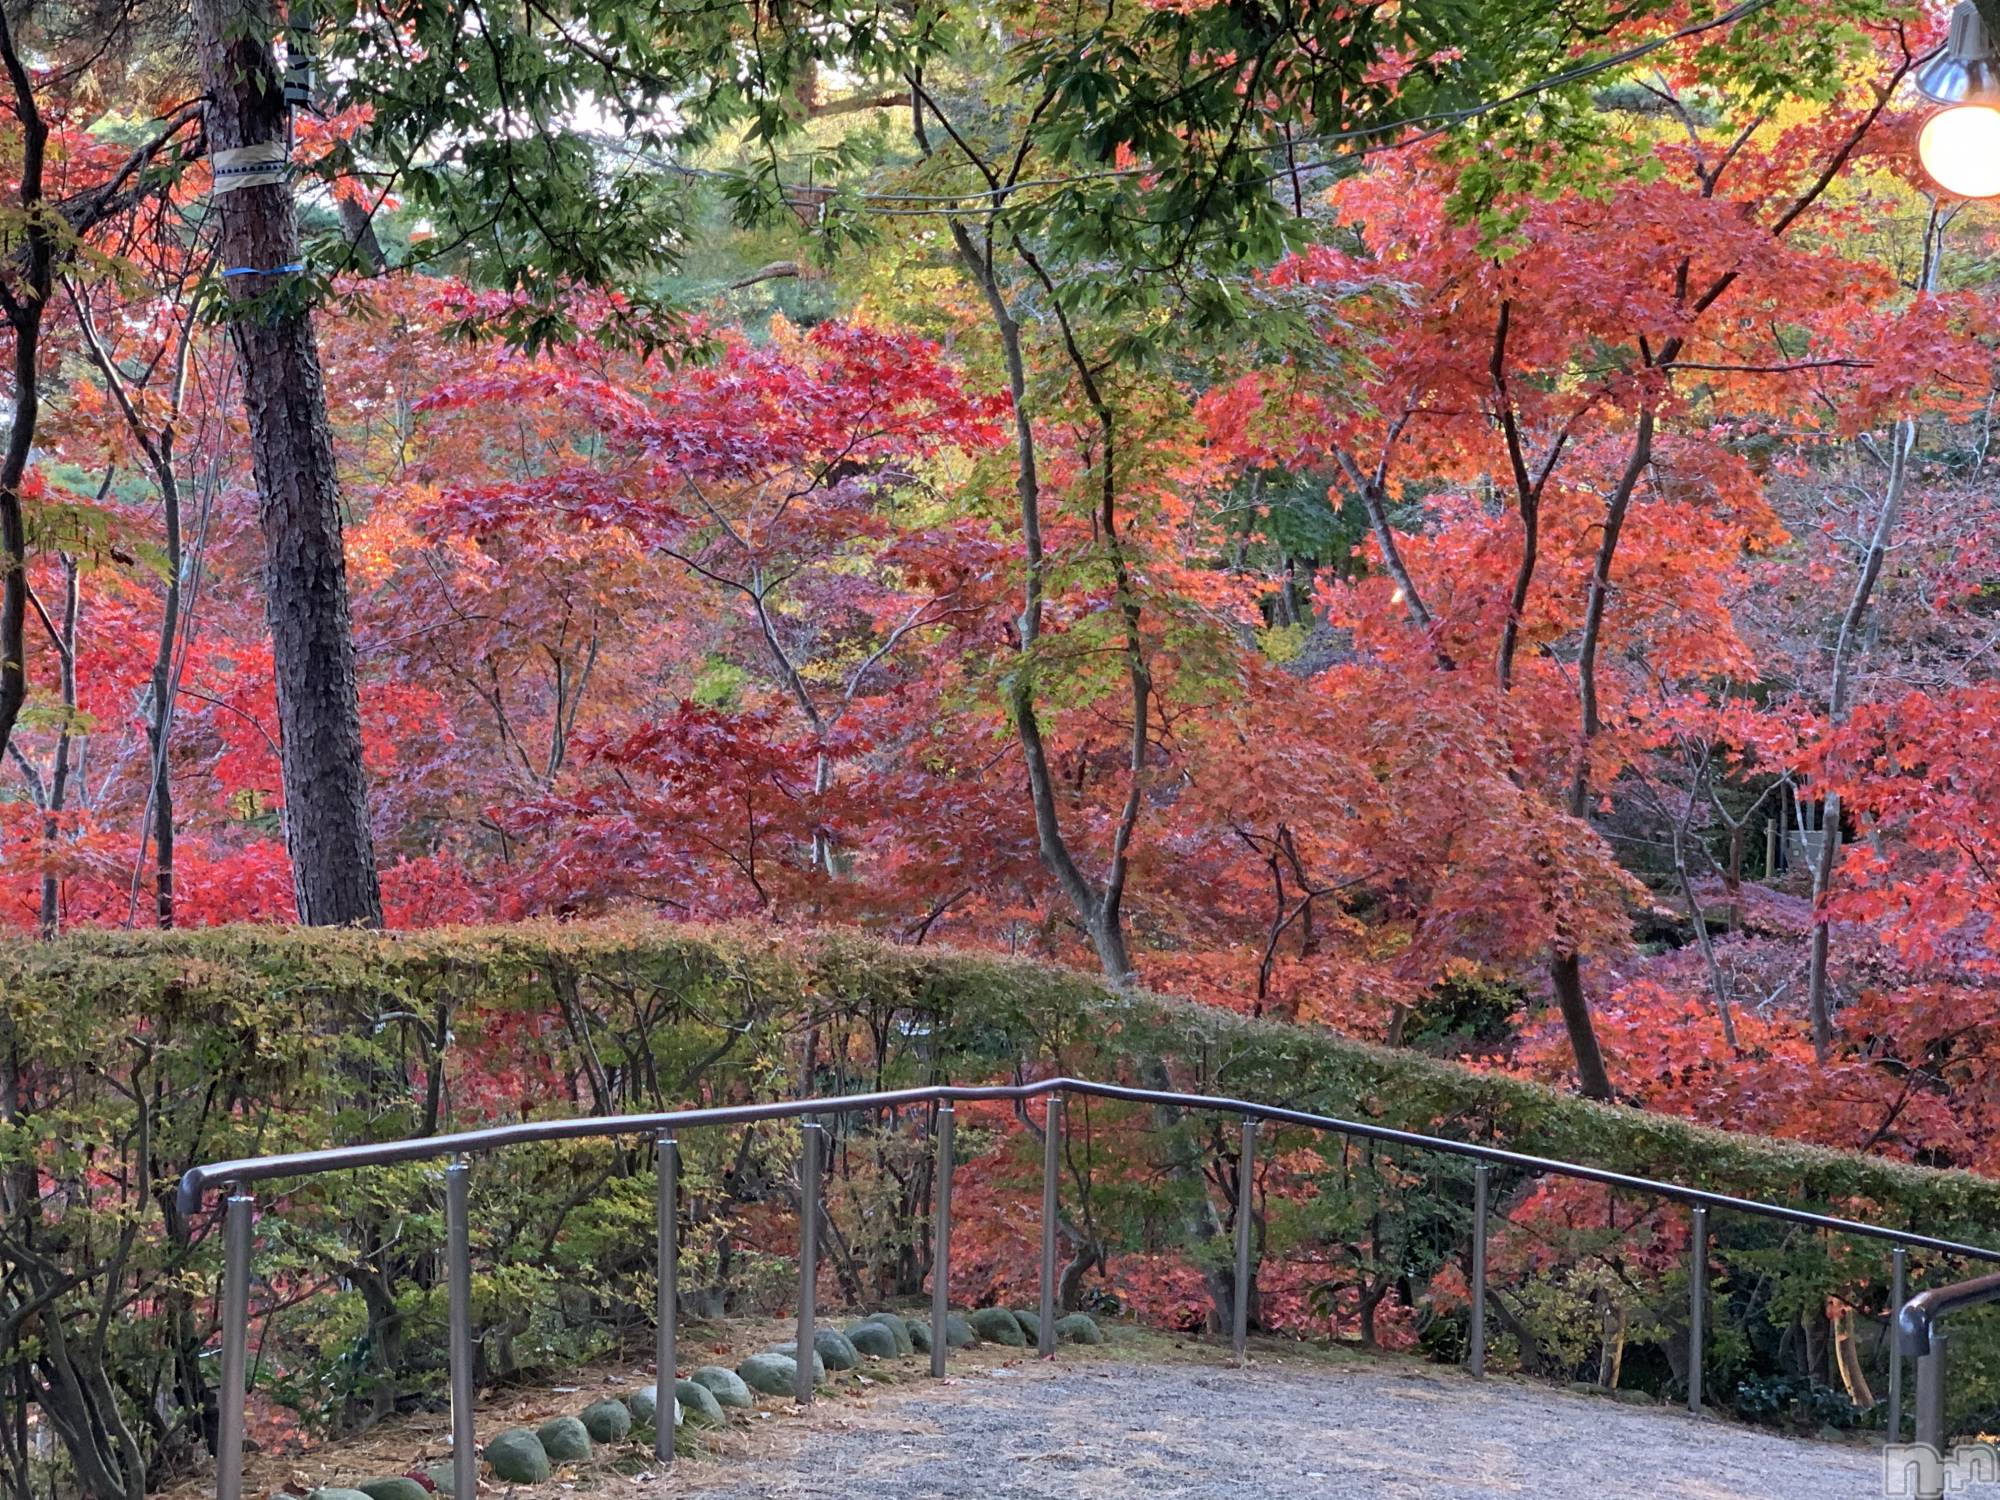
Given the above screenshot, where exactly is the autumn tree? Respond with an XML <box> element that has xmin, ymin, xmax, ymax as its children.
<box><xmin>0</xmin><ymin>3</ymin><xmax>196</xmax><ymax>777</ymax></box>
<box><xmin>8</xmin><ymin>0</ymin><xmax>2000</xmax><ymax>1208</ymax></box>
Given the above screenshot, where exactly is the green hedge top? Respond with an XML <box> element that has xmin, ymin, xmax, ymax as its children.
<box><xmin>6</xmin><ymin>915</ymin><xmax>1998</xmax><ymax>1249</ymax></box>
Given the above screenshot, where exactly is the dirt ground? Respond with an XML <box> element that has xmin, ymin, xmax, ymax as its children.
<box><xmin>646</xmin><ymin>1349</ymin><xmax>1892</xmax><ymax>1500</ymax></box>
<box><xmin>183</xmin><ymin>1326</ymin><xmax>1894</xmax><ymax>1500</ymax></box>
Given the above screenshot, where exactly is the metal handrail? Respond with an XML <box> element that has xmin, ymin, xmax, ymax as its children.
<box><xmin>185</xmin><ymin>1076</ymin><xmax>2000</xmax><ymax>1500</ymax></box>
<box><xmin>173</xmin><ymin>1077</ymin><xmax>2000</xmax><ymax>1260</ymax></box>
<box><xmin>1896</xmin><ymin>1269</ymin><xmax>2000</xmax><ymax>1493</ymax></box>
<box><xmin>1898</xmin><ymin>1272</ymin><xmax>2000</xmax><ymax>1358</ymax></box>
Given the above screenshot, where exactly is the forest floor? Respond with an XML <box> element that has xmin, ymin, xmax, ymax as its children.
<box><xmin>187</xmin><ymin>1323</ymin><xmax>1892</xmax><ymax>1500</ymax></box>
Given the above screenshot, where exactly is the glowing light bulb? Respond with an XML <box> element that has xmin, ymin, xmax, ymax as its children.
<box><xmin>1918</xmin><ymin>105</ymin><xmax>2000</xmax><ymax>199</ymax></box>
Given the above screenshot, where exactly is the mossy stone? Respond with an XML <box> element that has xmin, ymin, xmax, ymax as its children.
<box><xmin>674</xmin><ymin>1377</ymin><xmax>726</xmax><ymax>1426</ymax></box>
<box><xmin>624</xmin><ymin>1384</ymin><xmax>682</xmax><ymax>1430</ymax></box>
<box><xmin>579</xmin><ymin>1398</ymin><xmax>632</xmax><ymax>1443</ymax></box>
<box><xmin>812</xmin><ymin>1326</ymin><xmax>861</xmax><ymax>1371</ymax></box>
<box><xmin>968</xmin><ymin>1307</ymin><xmax>1026</xmax><ymax>1346</ymax></box>
<box><xmin>1054</xmin><ymin>1312</ymin><xmax>1104</xmax><ymax>1345</ymax></box>
<box><xmin>690</xmin><ymin>1365</ymin><xmax>753</xmax><ymax>1409</ymax></box>
<box><xmin>309</xmin><ymin>1489</ymin><xmax>374</xmax><ymax>1500</ymax></box>
<box><xmin>861</xmin><ymin>1311</ymin><xmax>914</xmax><ymax>1355</ymax></box>
<box><xmin>845</xmin><ymin>1320</ymin><xmax>899</xmax><ymax>1359</ymax></box>
<box><xmin>484</xmin><ymin>1429</ymin><xmax>551</xmax><ymax>1485</ymax></box>
<box><xmin>535</xmin><ymin>1416</ymin><xmax>591</xmax><ymax>1464</ymax></box>
<box><xmin>1011</xmin><ymin>1309</ymin><xmax>1041</xmax><ymax>1344</ymax></box>
<box><xmin>769</xmin><ymin>1342</ymin><xmax>827</xmax><ymax>1381</ymax></box>
<box><xmin>737</xmin><ymin>1351</ymin><xmax>799</xmax><ymax>1396</ymax></box>
<box><xmin>904</xmin><ymin>1317</ymin><xmax>932</xmax><ymax>1353</ymax></box>
<box><xmin>356</xmin><ymin>1479</ymin><xmax>428</xmax><ymax>1500</ymax></box>
<box><xmin>422</xmin><ymin>1464</ymin><xmax>459</xmax><ymax>1497</ymax></box>
<box><xmin>944</xmin><ymin>1311</ymin><xmax>977</xmax><ymax>1348</ymax></box>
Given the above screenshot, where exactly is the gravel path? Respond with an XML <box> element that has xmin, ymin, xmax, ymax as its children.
<box><xmin>668</xmin><ymin>1355</ymin><xmax>1889</xmax><ymax>1500</ymax></box>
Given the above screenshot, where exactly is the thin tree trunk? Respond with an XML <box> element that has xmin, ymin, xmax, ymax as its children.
<box><xmin>1487</xmin><ymin>298</ymin><xmax>1610</xmax><ymax>1086</ymax></box>
<box><xmin>139</xmin><ymin>436</ymin><xmax>186</xmax><ymax>930</ymax></box>
<box><xmin>0</xmin><ymin>7</ymin><xmax>50</xmax><ymax>774</ymax></box>
<box><xmin>944</xmin><ymin>220</ymin><xmax>1130</xmax><ymax>977</ymax></box>
<box><xmin>915</xmin><ymin>75</ymin><xmax>1146</xmax><ymax>982</ymax></box>
<box><xmin>1803</xmin><ymin>206</ymin><xmax>1938</xmax><ymax>1060</ymax></box>
<box><xmin>1334</xmin><ymin>436</ymin><xmax>1453</xmax><ymax>671</ymax></box>
<box><xmin>1671</xmin><ymin>814</ymin><xmax>1739</xmax><ymax>1050</ymax></box>
<box><xmin>1013</xmin><ymin>235</ymin><xmax>1152</xmax><ymax>978</ymax></box>
<box><xmin>150</xmin><ymin>594</ymin><xmax>179</xmax><ymax>929</ymax></box>
<box><xmin>1491</xmin><ymin>299</ymin><xmax>1571</xmax><ymax>692</ymax></box>
<box><xmin>1547</xmin><ymin>406</ymin><xmax>1657</xmax><ymax>1102</ymax></box>
<box><xmin>921</xmin><ymin>104</ymin><xmax>1237</xmax><ymax>1332</ymax></box>
<box><xmin>69</xmin><ymin>282</ymin><xmax>196</xmax><ymax>928</ymax></box>
<box><xmin>337</xmin><ymin>195</ymin><xmax>388</xmax><ymax>273</ymax></box>
<box><xmin>1805</xmin><ymin>416</ymin><xmax>1914</xmax><ymax>1058</ymax></box>
<box><xmin>37</xmin><ymin>556</ymin><xmax>78</xmax><ymax>937</ymax></box>
<box><xmin>191</xmin><ymin>0</ymin><xmax>382</xmax><ymax>925</ymax></box>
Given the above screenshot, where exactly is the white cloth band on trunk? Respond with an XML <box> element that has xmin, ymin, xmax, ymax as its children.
<box><xmin>211</xmin><ymin>142</ymin><xmax>292</xmax><ymax>197</ymax></box>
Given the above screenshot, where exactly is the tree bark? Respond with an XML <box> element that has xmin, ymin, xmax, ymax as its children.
<box><xmin>191</xmin><ymin>0</ymin><xmax>382</xmax><ymax>925</ymax></box>
<box><xmin>36</xmin><ymin>555</ymin><xmax>77</xmax><ymax>936</ymax></box>
<box><xmin>336</xmin><ymin>195</ymin><xmax>387</xmax><ymax>274</ymax></box>
<box><xmin>1546</xmin><ymin>405</ymin><xmax>1657</xmax><ymax>1103</ymax></box>
<box><xmin>149</xmin><ymin>533</ymin><xmax>180</xmax><ymax>930</ymax></box>
<box><xmin>0</xmin><ymin>6</ymin><xmax>50</xmax><ymax>776</ymax></box>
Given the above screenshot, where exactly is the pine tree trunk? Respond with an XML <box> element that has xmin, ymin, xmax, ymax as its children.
<box><xmin>190</xmin><ymin>0</ymin><xmax>382</xmax><ymax>925</ymax></box>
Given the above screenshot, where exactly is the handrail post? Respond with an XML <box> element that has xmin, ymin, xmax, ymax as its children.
<box><xmin>655</xmin><ymin>1132</ymin><xmax>678</xmax><ymax>1462</ymax></box>
<box><xmin>1688</xmin><ymin>1205</ymin><xmax>1708</xmax><ymax>1415</ymax></box>
<box><xmin>1232</xmin><ymin>1118</ymin><xmax>1257</xmax><ymax>1366</ymax></box>
<box><xmin>1887</xmin><ymin>1246</ymin><xmax>1907</xmax><ymax>1447</ymax></box>
<box><xmin>1915</xmin><ymin>1326</ymin><xmax>1948</xmax><ymax>1493</ymax></box>
<box><xmin>931</xmin><ymin>1103</ymin><xmax>954</xmax><ymax>1378</ymax></box>
<box><xmin>215</xmin><ymin>1192</ymin><xmax>253</xmax><ymax>1500</ymax></box>
<box><xmin>1038</xmin><ymin>1094</ymin><xmax>1061</xmax><ymax>1359</ymax></box>
<box><xmin>1469</xmin><ymin>1164</ymin><xmax>1490</xmax><ymax>1378</ymax></box>
<box><xmin>795</xmin><ymin>1121</ymin><xmax>823</xmax><ymax>1405</ymax></box>
<box><xmin>445</xmin><ymin>1162</ymin><xmax>477</xmax><ymax>1500</ymax></box>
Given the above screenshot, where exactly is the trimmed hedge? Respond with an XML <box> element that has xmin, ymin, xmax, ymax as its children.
<box><xmin>6</xmin><ymin>915</ymin><xmax>1999</xmax><ymax>1500</ymax></box>
<box><xmin>10</xmin><ymin>917</ymin><xmax>2000</xmax><ymax>1242</ymax></box>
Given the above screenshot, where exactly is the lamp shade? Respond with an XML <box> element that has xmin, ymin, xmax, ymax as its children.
<box><xmin>1915</xmin><ymin>1</ymin><xmax>2000</xmax><ymax>106</ymax></box>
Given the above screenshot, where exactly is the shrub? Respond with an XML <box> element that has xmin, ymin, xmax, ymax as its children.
<box><xmin>6</xmin><ymin>917</ymin><xmax>1999</xmax><ymax>1500</ymax></box>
